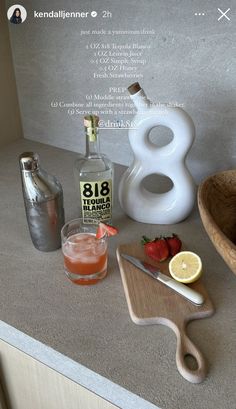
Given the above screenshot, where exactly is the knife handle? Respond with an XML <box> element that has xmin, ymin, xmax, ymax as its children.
<box><xmin>158</xmin><ymin>273</ymin><xmax>204</xmax><ymax>305</ymax></box>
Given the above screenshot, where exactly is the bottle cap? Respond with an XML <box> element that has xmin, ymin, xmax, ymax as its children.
<box><xmin>19</xmin><ymin>152</ymin><xmax>39</xmax><ymax>171</ymax></box>
<box><xmin>128</xmin><ymin>82</ymin><xmax>141</xmax><ymax>95</ymax></box>
<box><xmin>84</xmin><ymin>115</ymin><xmax>99</xmax><ymax>128</ymax></box>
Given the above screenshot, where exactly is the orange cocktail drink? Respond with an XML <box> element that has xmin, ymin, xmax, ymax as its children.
<box><xmin>61</xmin><ymin>219</ymin><xmax>108</xmax><ymax>285</ymax></box>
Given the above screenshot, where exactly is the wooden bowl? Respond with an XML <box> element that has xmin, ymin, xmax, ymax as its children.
<box><xmin>198</xmin><ymin>170</ymin><xmax>236</xmax><ymax>276</ymax></box>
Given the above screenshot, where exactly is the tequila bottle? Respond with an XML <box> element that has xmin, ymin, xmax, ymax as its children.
<box><xmin>74</xmin><ymin>115</ymin><xmax>113</xmax><ymax>223</ymax></box>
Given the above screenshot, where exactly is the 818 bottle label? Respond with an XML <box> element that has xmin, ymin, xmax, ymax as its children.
<box><xmin>80</xmin><ymin>179</ymin><xmax>112</xmax><ymax>222</ymax></box>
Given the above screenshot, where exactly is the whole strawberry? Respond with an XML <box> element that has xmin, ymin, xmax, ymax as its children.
<box><xmin>142</xmin><ymin>236</ymin><xmax>169</xmax><ymax>262</ymax></box>
<box><xmin>165</xmin><ymin>234</ymin><xmax>182</xmax><ymax>256</ymax></box>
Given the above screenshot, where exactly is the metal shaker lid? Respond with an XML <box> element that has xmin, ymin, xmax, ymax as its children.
<box><xmin>128</xmin><ymin>82</ymin><xmax>141</xmax><ymax>95</ymax></box>
<box><xmin>19</xmin><ymin>152</ymin><xmax>39</xmax><ymax>171</ymax></box>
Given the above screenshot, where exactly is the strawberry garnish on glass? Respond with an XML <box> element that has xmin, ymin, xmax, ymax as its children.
<box><xmin>96</xmin><ymin>222</ymin><xmax>118</xmax><ymax>239</ymax></box>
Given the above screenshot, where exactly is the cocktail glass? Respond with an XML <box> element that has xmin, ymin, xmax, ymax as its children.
<box><xmin>61</xmin><ymin>218</ymin><xmax>108</xmax><ymax>285</ymax></box>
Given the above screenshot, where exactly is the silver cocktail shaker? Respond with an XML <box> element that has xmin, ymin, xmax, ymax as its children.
<box><xmin>19</xmin><ymin>152</ymin><xmax>65</xmax><ymax>251</ymax></box>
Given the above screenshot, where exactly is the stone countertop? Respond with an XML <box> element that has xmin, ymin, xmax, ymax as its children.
<box><xmin>0</xmin><ymin>139</ymin><xmax>236</xmax><ymax>409</ymax></box>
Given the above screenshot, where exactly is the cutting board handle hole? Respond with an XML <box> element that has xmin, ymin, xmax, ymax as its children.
<box><xmin>184</xmin><ymin>354</ymin><xmax>198</xmax><ymax>371</ymax></box>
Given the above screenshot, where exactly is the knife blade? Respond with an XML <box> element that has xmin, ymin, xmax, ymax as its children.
<box><xmin>121</xmin><ymin>254</ymin><xmax>204</xmax><ymax>306</ymax></box>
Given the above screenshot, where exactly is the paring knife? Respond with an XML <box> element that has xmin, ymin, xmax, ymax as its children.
<box><xmin>121</xmin><ymin>254</ymin><xmax>204</xmax><ymax>306</ymax></box>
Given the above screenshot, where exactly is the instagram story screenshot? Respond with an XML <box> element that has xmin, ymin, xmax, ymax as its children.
<box><xmin>0</xmin><ymin>1</ymin><xmax>236</xmax><ymax>409</ymax></box>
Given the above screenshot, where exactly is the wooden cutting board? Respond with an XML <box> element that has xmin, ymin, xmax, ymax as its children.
<box><xmin>116</xmin><ymin>243</ymin><xmax>215</xmax><ymax>384</ymax></box>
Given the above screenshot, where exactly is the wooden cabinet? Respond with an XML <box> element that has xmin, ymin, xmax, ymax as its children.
<box><xmin>0</xmin><ymin>340</ymin><xmax>118</xmax><ymax>409</ymax></box>
<box><xmin>0</xmin><ymin>2</ymin><xmax>23</xmax><ymax>148</ymax></box>
<box><xmin>0</xmin><ymin>380</ymin><xmax>8</xmax><ymax>409</ymax></box>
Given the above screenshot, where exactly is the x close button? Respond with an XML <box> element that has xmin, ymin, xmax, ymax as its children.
<box><xmin>218</xmin><ymin>8</ymin><xmax>231</xmax><ymax>21</ymax></box>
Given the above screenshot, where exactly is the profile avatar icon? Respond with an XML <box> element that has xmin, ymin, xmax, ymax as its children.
<box><xmin>7</xmin><ymin>5</ymin><xmax>27</xmax><ymax>24</ymax></box>
<box><xmin>10</xmin><ymin>8</ymin><xmax>22</xmax><ymax>24</ymax></box>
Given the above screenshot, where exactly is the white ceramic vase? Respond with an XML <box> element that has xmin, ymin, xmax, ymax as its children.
<box><xmin>118</xmin><ymin>83</ymin><xmax>196</xmax><ymax>224</ymax></box>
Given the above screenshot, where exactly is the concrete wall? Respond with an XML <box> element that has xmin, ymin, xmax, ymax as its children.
<box><xmin>5</xmin><ymin>0</ymin><xmax>236</xmax><ymax>182</ymax></box>
<box><xmin>0</xmin><ymin>2</ymin><xmax>22</xmax><ymax>147</ymax></box>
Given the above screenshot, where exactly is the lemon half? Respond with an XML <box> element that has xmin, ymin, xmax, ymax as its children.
<box><xmin>169</xmin><ymin>251</ymin><xmax>202</xmax><ymax>283</ymax></box>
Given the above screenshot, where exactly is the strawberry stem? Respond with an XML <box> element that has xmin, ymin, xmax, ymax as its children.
<box><xmin>141</xmin><ymin>235</ymin><xmax>151</xmax><ymax>245</ymax></box>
